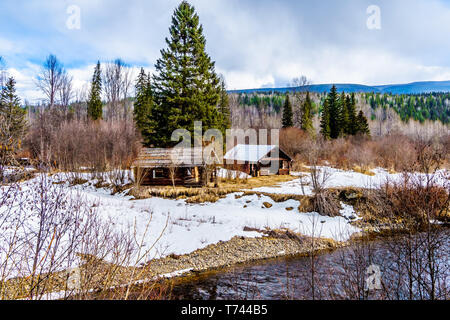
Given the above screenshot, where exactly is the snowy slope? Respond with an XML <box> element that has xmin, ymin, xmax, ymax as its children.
<box><xmin>4</xmin><ymin>166</ymin><xmax>446</xmax><ymax>279</ymax></box>
<box><xmin>252</xmin><ymin>167</ymin><xmax>449</xmax><ymax>195</ymax></box>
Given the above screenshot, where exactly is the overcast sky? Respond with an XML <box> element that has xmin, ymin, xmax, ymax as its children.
<box><xmin>1</xmin><ymin>0</ymin><xmax>450</xmax><ymax>102</ymax></box>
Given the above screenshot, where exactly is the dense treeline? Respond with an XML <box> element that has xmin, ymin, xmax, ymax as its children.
<box><xmin>320</xmin><ymin>85</ymin><xmax>370</xmax><ymax>138</ymax></box>
<box><xmin>365</xmin><ymin>92</ymin><xmax>450</xmax><ymax>124</ymax></box>
<box><xmin>234</xmin><ymin>90</ymin><xmax>450</xmax><ymax>128</ymax></box>
<box><xmin>235</xmin><ymin>86</ymin><xmax>370</xmax><ymax>138</ymax></box>
<box><xmin>237</xmin><ymin>93</ymin><xmax>285</xmax><ymax>113</ymax></box>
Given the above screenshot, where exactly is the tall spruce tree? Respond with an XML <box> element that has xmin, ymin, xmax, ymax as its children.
<box><xmin>327</xmin><ymin>85</ymin><xmax>340</xmax><ymax>139</ymax></box>
<box><xmin>87</xmin><ymin>61</ymin><xmax>102</xmax><ymax>120</ymax></box>
<box><xmin>300</xmin><ymin>91</ymin><xmax>313</xmax><ymax>132</ymax></box>
<box><xmin>356</xmin><ymin>110</ymin><xmax>370</xmax><ymax>136</ymax></box>
<box><xmin>320</xmin><ymin>99</ymin><xmax>331</xmax><ymax>139</ymax></box>
<box><xmin>282</xmin><ymin>94</ymin><xmax>294</xmax><ymax>128</ymax></box>
<box><xmin>217</xmin><ymin>77</ymin><xmax>231</xmax><ymax>136</ymax></box>
<box><xmin>338</xmin><ymin>92</ymin><xmax>349</xmax><ymax>136</ymax></box>
<box><xmin>343</xmin><ymin>95</ymin><xmax>352</xmax><ymax>135</ymax></box>
<box><xmin>134</xmin><ymin>68</ymin><xmax>157</xmax><ymax>146</ymax></box>
<box><xmin>152</xmin><ymin>1</ymin><xmax>222</xmax><ymax>146</ymax></box>
<box><xmin>134</xmin><ymin>68</ymin><xmax>147</xmax><ymax>131</ymax></box>
<box><xmin>0</xmin><ymin>77</ymin><xmax>27</xmax><ymax>163</ymax></box>
<box><xmin>347</xmin><ymin>93</ymin><xmax>358</xmax><ymax>135</ymax></box>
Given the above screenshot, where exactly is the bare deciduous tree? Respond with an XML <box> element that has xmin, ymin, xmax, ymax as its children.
<box><xmin>35</xmin><ymin>54</ymin><xmax>66</xmax><ymax>108</ymax></box>
<box><xmin>103</xmin><ymin>59</ymin><xmax>133</xmax><ymax>120</ymax></box>
<box><xmin>303</xmin><ymin>139</ymin><xmax>339</xmax><ymax>216</ymax></box>
<box><xmin>168</xmin><ymin>164</ymin><xmax>178</xmax><ymax>189</ymax></box>
<box><xmin>289</xmin><ymin>76</ymin><xmax>312</xmax><ymax>128</ymax></box>
<box><xmin>59</xmin><ymin>73</ymin><xmax>74</xmax><ymax>111</ymax></box>
<box><xmin>290</xmin><ymin>75</ymin><xmax>312</xmax><ymax>89</ymax></box>
<box><xmin>0</xmin><ymin>172</ymin><xmax>169</xmax><ymax>300</ymax></box>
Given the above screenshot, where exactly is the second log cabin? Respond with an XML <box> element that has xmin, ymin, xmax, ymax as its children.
<box><xmin>223</xmin><ymin>144</ymin><xmax>292</xmax><ymax>177</ymax></box>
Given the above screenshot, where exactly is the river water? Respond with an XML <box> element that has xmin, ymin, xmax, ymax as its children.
<box><xmin>171</xmin><ymin>230</ymin><xmax>449</xmax><ymax>300</ymax></box>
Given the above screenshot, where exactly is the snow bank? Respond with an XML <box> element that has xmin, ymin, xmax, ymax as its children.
<box><xmin>217</xmin><ymin>168</ymin><xmax>250</xmax><ymax>179</ymax></box>
<box><xmin>1</xmin><ymin>169</ymin><xmax>362</xmax><ymax>280</ymax></box>
<box><xmin>252</xmin><ymin>167</ymin><xmax>449</xmax><ymax>195</ymax></box>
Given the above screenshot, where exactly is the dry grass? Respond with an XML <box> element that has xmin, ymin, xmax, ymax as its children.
<box><xmin>129</xmin><ymin>175</ymin><xmax>297</xmax><ymax>203</ymax></box>
<box><xmin>351</xmin><ymin>165</ymin><xmax>375</xmax><ymax>176</ymax></box>
<box><xmin>238</xmin><ymin>191</ymin><xmax>303</xmax><ymax>203</ymax></box>
<box><xmin>129</xmin><ymin>186</ymin><xmax>241</xmax><ymax>203</ymax></box>
<box><xmin>291</xmin><ymin>162</ymin><xmax>312</xmax><ymax>173</ymax></box>
<box><xmin>291</xmin><ymin>161</ymin><xmax>376</xmax><ymax>176</ymax></box>
<box><xmin>220</xmin><ymin>174</ymin><xmax>296</xmax><ymax>188</ymax></box>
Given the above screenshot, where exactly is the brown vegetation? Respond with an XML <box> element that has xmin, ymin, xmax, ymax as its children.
<box><xmin>280</xmin><ymin>128</ymin><xmax>449</xmax><ymax>172</ymax></box>
<box><xmin>129</xmin><ymin>175</ymin><xmax>296</xmax><ymax>203</ymax></box>
<box><xmin>25</xmin><ymin>109</ymin><xmax>141</xmax><ymax>173</ymax></box>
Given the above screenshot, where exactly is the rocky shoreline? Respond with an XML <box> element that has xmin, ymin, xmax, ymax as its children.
<box><xmin>144</xmin><ymin>231</ymin><xmax>341</xmax><ymax>280</ymax></box>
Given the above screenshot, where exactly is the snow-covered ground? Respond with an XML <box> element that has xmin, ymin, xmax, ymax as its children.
<box><xmin>217</xmin><ymin>168</ymin><xmax>250</xmax><ymax>179</ymax></box>
<box><xmin>63</xmin><ymin>179</ymin><xmax>359</xmax><ymax>259</ymax></box>
<box><xmin>0</xmin><ymin>169</ymin><xmax>362</xmax><ymax>279</ymax></box>
<box><xmin>2</xmin><ymin>166</ymin><xmax>447</xmax><ymax>281</ymax></box>
<box><xmin>252</xmin><ymin>166</ymin><xmax>449</xmax><ymax>195</ymax></box>
<box><xmin>93</xmin><ymin>191</ymin><xmax>358</xmax><ymax>256</ymax></box>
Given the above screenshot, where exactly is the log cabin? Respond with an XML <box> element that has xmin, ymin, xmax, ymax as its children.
<box><xmin>131</xmin><ymin>147</ymin><xmax>217</xmax><ymax>187</ymax></box>
<box><xmin>223</xmin><ymin>144</ymin><xmax>292</xmax><ymax>177</ymax></box>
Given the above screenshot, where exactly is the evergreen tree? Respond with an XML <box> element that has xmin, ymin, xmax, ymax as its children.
<box><xmin>217</xmin><ymin>77</ymin><xmax>231</xmax><ymax>135</ymax></box>
<box><xmin>134</xmin><ymin>68</ymin><xmax>150</xmax><ymax>130</ymax></box>
<box><xmin>320</xmin><ymin>99</ymin><xmax>331</xmax><ymax>139</ymax></box>
<box><xmin>134</xmin><ymin>68</ymin><xmax>157</xmax><ymax>146</ymax></box>
<box><xmin>0</xmin><ymin>77</ymin><xmax>27</xmax><ymax>164</ymax></box>
<box><xmin>338</xmin><ymin>92</ymin><xmax>349</xmax><ymax>136</ymax></box>
<box><xmin>152</xmin><ymin>1</ymin><xmax>222</xmax><ymax>146</ymax></box>
<box><xmin>87</xmin><ymin>61</ymin><xmax>102</xmax><ymax>120</ymax></box>
<box><xmin>300</xmin><ymin>91</ymin><xmax>313</xmax><ymax>132</ymax></box>
<box><xmin>347</xmin><ymin>93</ymin><xmax>358</xmax><ymax>135</ymax></box>
<box><xmin>344</xmin><ymin>95</ymin><xmax>353</xmax><ymax>135</ymax></box>
<box><xmin>327</xmin><ymin>85</ymin><xmax>340</xmax><ymax>139</ymax></box>
<box><xmin>356</xmin><ymin>110</ymin><xmax>370</xmax><ymax>136</ymax></box>
<box><xmin>282</xmin><ymin>94</ymin><xmax>293</xmax><ymax>128</ymax></box>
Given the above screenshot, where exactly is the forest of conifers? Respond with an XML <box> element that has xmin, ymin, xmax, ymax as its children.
<box><xmin>236</xmin><ymin>91</ymin><xmax>450</xmax><ymax>125</ymax></box>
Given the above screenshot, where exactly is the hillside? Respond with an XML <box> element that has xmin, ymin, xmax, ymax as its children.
<box><xmin>229</xmin><ymin>80</ymin><xmax>450</xmax><ymax>95</ymax></box>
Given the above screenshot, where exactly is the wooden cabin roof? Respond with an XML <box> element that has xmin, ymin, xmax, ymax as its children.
<box><xmin>224</xmin><ymin>144</ymin><xmax>292</xmax><ymax>163</ymax></box>
<box><xmin>132</xmin><ymin>147</ymin><xmax>210</xmax><ymax>168</ymax></box>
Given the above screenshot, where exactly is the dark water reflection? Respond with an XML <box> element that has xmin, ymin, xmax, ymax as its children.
<box><xmin>171</xmin><ymin>230</ymin><xmax>449</xmax><ymax>300</ymax></box>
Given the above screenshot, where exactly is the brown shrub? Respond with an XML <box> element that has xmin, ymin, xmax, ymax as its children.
<box><xmin>371</xmin><ymin>134</ymin><xmax>417</xmax><ymax>171</ymax></box>
<box><xmin>279</xmin><ymin>127</ymin><xmax>313</xmax><ymax>161</ymax></box>
<box><xmin>377</xmin><ymin>174</ymin><xmax>449</xmax><ymax>230</ymax></box>
<box><xmin>25</xmin><ymin>111</ymin><xmax>141</xmax><ymax>172</ymax></box>
<box><xmin>285</xmin><ymin>131</ymin><xmax>446</xmax><ymax>173</ymax></box>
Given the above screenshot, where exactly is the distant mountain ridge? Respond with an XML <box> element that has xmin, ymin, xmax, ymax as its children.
<box><xmin>229</xmin><ymin>80</ymin><xmax>450</xmax><ymax>95</ymax></box>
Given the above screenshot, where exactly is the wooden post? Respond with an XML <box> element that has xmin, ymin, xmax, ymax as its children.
<box><xmin>194</xmin><ymin>166</ymin><xmax>199</xmax><ymax>183</ymax></box>
<box><xmin>214</xmin><ymin>163</ymin><xmax>218</xmax><ymax>187</ymax></box>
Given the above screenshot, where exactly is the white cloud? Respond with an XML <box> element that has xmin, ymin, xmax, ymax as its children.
<box><xmin>218</xmin><ymin>69</ymin><xmax>275</xmax><ymax>90</ymax></box>
<box><xmin>0</xmin><ymin>37</ymin><xmax>15</xmax><ymax>52</ymax></box>
<box><xmin>7</xmin><ymin>63</ymin><xmax>42</xmax><ymax>103</ymax></box>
